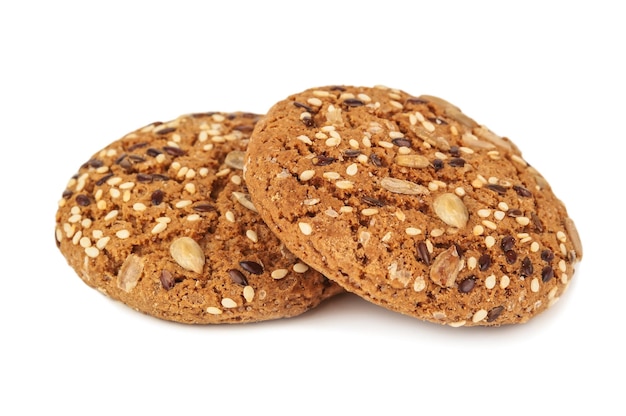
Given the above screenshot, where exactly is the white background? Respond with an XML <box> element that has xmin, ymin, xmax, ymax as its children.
<box><xmin>1</xmin><ymin>1</ymin><xmax>623</xmax><ymax>415</ymax></box>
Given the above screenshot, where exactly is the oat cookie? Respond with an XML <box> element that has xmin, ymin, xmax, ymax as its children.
<box><xmin>244</xmin><ymin>85</ymin><xmax>582</xmax><ymax>326</ymax></box>
<box><xmin>55</xmin><ymin>112</ymin><xmax>342</xmax><ymax>324</ymax></box>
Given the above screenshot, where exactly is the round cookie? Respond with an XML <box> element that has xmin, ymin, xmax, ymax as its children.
<box><xmin>55</xmin><ymin>112</ymin><xmax>342</xmax><ymax>324</ymax></box>
<box><xmin>244</xmin><ymin>85</ymin><xmax>583</xmax><ymax>327</ymax></box>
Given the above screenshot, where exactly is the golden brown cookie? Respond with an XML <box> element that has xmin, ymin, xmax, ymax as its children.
<box><xmin>55</xmin><ymin>112</ymin><xmax>342</xmax><ymax>324</ymax></box>
<box><xmin>244</xmin><ymin>85</ymin><xmax>583</xmax><ymax>327</ymax></box>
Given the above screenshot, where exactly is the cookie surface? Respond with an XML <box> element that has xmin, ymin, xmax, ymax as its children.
<box><xmin>244</xmin><ymin>85</ymin><xmax>583</xmax><ymax>327</ymax></box>
<box><xmin>55</xmin><ymin>112</ymin><xmax>342</xmax><ymax>324</ymax></box>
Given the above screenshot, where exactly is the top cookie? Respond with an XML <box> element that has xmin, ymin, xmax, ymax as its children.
<box><xmin>244</xmin><ymin>85</ymin><xmax>582</xmax><ymax>327</ymax></box>
<box><xmin>55</xmin><ymin>112</ymin><xmax>342</xmax><ymax>324</ymax></box>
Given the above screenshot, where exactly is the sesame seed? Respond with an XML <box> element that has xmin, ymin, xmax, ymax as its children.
<box><xmin>315</xmin><ymin>132</ymin><xmax>327</xmax><ymax>140</ymax></box>
<box><xmin>339</xmin><ymin>206</ymin><xmax>354</xmax><ymax>213</ymax></box>
<box><xmin>206</xmin><ymin>306</ymin><xmax>222</xmax><ymax>315</ymax></box>
<box><xmin>530</xmin><ymin>241</ymin><xmax>540</xmax><ymax>252</ymax></box>
<box><xmin>498</xmin><ymin>202</ymin><xmax>509</xmax><ymax>211</ymax></box>
<box><xmin>215</xmin><ymin>168</ymin><xmax>231</xmax><ymax>177</ymax></box>
<box><xmin>455</xmin><ymin>187</ymin><xmax>466</xmax><ymax>197</ymax></box>
<box><xmin>231</xmin><ymin>175</ymin><xmax>242</xmax><ymax>185</ymax></box>
<box><xmin>298</xmin><ymin>222</ymin><xmax>313</xmax><ymax>235</ymax></box>
<box><xmin>119</xmin><ymin>181</ymin><xmax>135</xmax><ymax>190</ymax></box>
<box><xmin>85</xmin><ymin>246</ymin><xmax>99</xmax><ymax>258</ymax></box>
<box><xmin>430</xmin><ymin>228</ymin><xmax>444</xmax><ymax>237</ymax></box>
<box><xmin>482</xmin><ymin>220</ymin><xmax>497</xmax><ymax>230</ymax></box>
<box><xmin>300</xmin><ymin>170</ymin><xmax>315</xmax><ymax>181</ymax></box>
<box><xmin>361</xmin><ymin>208</ymin><xmax>379</xmax><ymax>216</ymax></box>
<box><xmin>381</xmin><ymin>232</ymin><xmax>392</xmax><ymax>242</ymax></box>
<box><xmin>293</xmin><ymin>262</ymin><xmax>309</xmax><ymax>273</ymax></box>
<box><xmin>68</xmin><ymin>214</ymin><xmax>82</xmax><ymax>224</ymax></box>
<box><xmin>81</xmin><ymin>218</ymin><xmax>92</xmax><ymax>228</ymax></box>
<box><xmin>530</xmin><ymin>278</ymin><xmax>540</xmax><ymax>293</ymax></box>
<box><xmin>561</xmin><ymin>273</ymin><xmax>569</xmax><ymax>284</ymax></box>
<box><xmin>271</xmin><ymin>269</ymin><xmax>289</xmax><ymax>280</ymax></box>
<box><xmin>243</xmin><ymin>286</ymin><xmax>255</xmax><ymax>302</ymax></box>
<box><xmin>246</xmin><ymin>229</ymin><xmax>258</xmax><ymax>243</ymax></box>
<box><xmin>313</xmin><ymin>90</ymin><xmax>330</xmax><ymax>97</ymax></box>
<box><xmin>405</xmin><ymin>227</ymin><xmax>421</xmax><ymax>236</ymax></box>
<box><xmin>122</xmin><ymin>190</ymin><xmax>131</xmax><ymax>202</ymax></box>
<box><xmin>79</xmin><ymin>236</ymin><xmax>91</xmax><ymax>248</ymax></box>
<box><xmin>557</xmin><ymin>231</ymin><xmax>567</xmax><ymax>243</ymax></box>
<box><xmin>156</xmin><ymin>216</ymin><xmax>171</xmax><ymax>223</ymax></box>
<box><xmin>116</xmin><ymin>229</ymin><xmax>130</xmax><ymax>239</ymax></box>
<box><xmin>362</xmin><ymin>136</ymin><xmax>372</xmax><ymax>147</ymax></box>
<box><xmin>558</xmin><ymin>259</ymin><xmax>567</xmax><ymax>273</ymax></box>
<box><xmin>72</xmin><ymin>230</ymin><xmax>82</xmax><ymax>245</ymax></box>
<box><xmin>185</xmin><ymin>183</ymin><xmax>196</xmax><ymax>194</ymax></box>
<box><xmin>485</xmin><ymin>235</ymin><xmax>496</xmax><ymax>248</ymax></box>
<box><xmin>221</xmin><ymin>298</ymin><xmax>238</xmax><ymax>308</ymax></box>
<box><xmin>303</xmin><ymin>198</ymin><xmax>320</xmax><ymax>206</ymax></box>
<box><xmin>390</xmin><ymin>100</ymin><xmax>403</xmax><ymax>109</ymax></box>
<box><xmin>346</xmin><ymin>163</ymin><xmax>358</xmax><ymax>176</ymax></box>
<box><xmin>307</xmin><ymin>97</ymin><xmax>323</xmax><ymax>107</ymax></box>
<box><xmin>397</xmin><ymin>147</ymin><xmax>411</xmax><ymax>155</ymax></box>
<box><xmin>357</xmin><ymin>93</ymin><xmax>372</xmax><ymax>102</ymax></box>
<box><xmin>477</xmin><ymin>209</ymin><xmax>491</xmax><ymax>218</ymax></box>
<box><xmin>378</xmin><ymin>140</ymin><xmax>394</xmax><ymax>148</ymax></box>
<box><xmin>335</xmin><ymin>180</ymin><xmax>354</xmax><ymax>189</ymax></box>
<box><xmin>357</xmin><ymin>154</ymin><xmax>369</xmax><ymax>164</ymax></box>
<box><xmin>500</xmin><ymin>275</ymin><xmax>510</xmax><ymax>289</ymax></box>
<box><xmin>97</xmin><ymin>200</ymin><xmax>107</xmax><ymax>210</ymax></box>
<box><xmin>467</xmin><ymin>256</ymin><xmax>477</xmax><ymax>270</ymax></box>
<box><xmin>175</xmin><ymin>200</ymin><xmax>192</xmax><ymax>208</ymax></box>
<box><xmin>516</xmin><ymin>217</ymin><xmax>530</xmax><ymax>226</ymax></box>
<box><xmin>485</xmin><ymin>274</ymin><xmax>496</xmax><ymax>289</ymax></box>
<box><xmin>133</xmin><ymin>202</ymin><xmax>147</xmax><ymax>211</ymax></box>
<box><xmin>96</xmin><ymin>236</ymin><xmax>110</xmax><ymax>249</ymax></box>
<box><xmin>296</xmin><ymin>134</ymin><xmax>313</xmax><ymax>145</ymax></box>
<box><xmin>494</xmin><ymin>210</ymin><xmax>505</xmax><ymax>221</ymax></box>
<box><xmin>449</xmin><ymin>321</ymin><xmax>466</xmax><ymax>328</ymax></box>
<box><xmin>225</xmin><ymin>211</ymin><xmax>235</xmax><ymax>222</ymax></box>
<box><xmin>472</xmin><ymin>309</ymin><xmax>488</xmax><ymax>323</ymax></box>
<box><xmin>187</xmin><ymin>214</ymin><xmax>200</xmax><ymax>222</ymax></box>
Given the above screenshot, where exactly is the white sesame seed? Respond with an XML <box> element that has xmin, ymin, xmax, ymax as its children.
<box><xmin>467</xmin><ymin>256</ymin><xmax>477</xmax><ymax>270</ymax></box>
<box><xmin>156</xmin><ymin>216</ymin><xmax>171</xmax><ymax>223</ymax></box>
<box><xmin>357</xmin><ymin>154</ymin><xmax>369</xmax><ymax>164</ymax></box>
<box><xmin>225</xmin><ymin>211</ymin><xmax>235</xmax><ymax>223</ymax></box>
<box><xmin>107</xmin><ymin>176</ymin><xmax>122</xmax><ymax>186</ymax></box>
<box><xmin>68</xmin><ymin>214</ymin><xmax>82</xmax><ymax>224</ymax></box>
<box><xmin>97</xmin><ymin>200</ymin><xmax>107</xmax><ymax>210</ymax></box>
<box><xmin>85</xmin><ymin>246</ymin><xmax>99</xmax><ymax>258</ymax></box>
<box><xmin>485</xmin><ymin>235</ymin><xmax>496</xmax><ymax>248</ymax></box>
<box><xmin>500</xmin><ymin>275</ymin><xmax>510</xmax><ymax>289</ymax></box>
<box><xmin>357</xmin><ymin>93</ymin><xmax>372</xmax><ymax>102</ymax></box>
<box><xmin>293</xmin><ymin>262</ymin><xmax>309</xmax><ymax>273</ymax></box>
<box><xmin>413</xmin><ymin>276</ymin><xmax>426</xmax><ymax>292</ymax></box>
<box><xmin>335</xmin><ymin>180</ymin><xmax>354</xmax><ymax>189</ymax></box>
<box><xmin>346</xmin><ymin>163</ymin><xmax>358</xmax><ymax>176</ymax></box>
<box><xmin>96</xmin><ymin>236</ymin><xmax>110</xmax><ymax>249</ymax></box>
<box><xmin>516</xmin><ymin>216</ymin><xmax>530</xmax><ymax>226</ymax></box>
<box><xmin>557</xmin><ymin>231</ymin><xmax>567</xmax><ymax>243</ymax></box>
<box><xmin>156</xmin><ymin>154</ymin><xmax>166</xmax><ymax>163</ymax></box>
<box><xmin>298</xmin><ymin>222</ymin><xmax>313</xmax><ymax>235</ymax></box>
<box><xmin>485</xmin><ymin>274</ymin><xmax>496</xmax><ymax>289</ymax></box>
<box><xmin>243</xmin><ymin>286</ymin><xmax>255</xmax><ymax>302</ymax></box>
<box><xmin>378</xmin><ymin>140</ymin><xmax>393</xmax><ymax>149</ymax></box>
<box><xmin>405</xmin><ymin>227</ymin><xmax>421</xmax><ymax>236</ymax></box>
<box><xmin>116</xmin><ymin>229</ymin><xmax>130</xmax><ymax>239</ymax></box>
<box><xmin>315</xmin><ymin>132</ymin><xmax>328</xmax><ymax>139</ymax></box>
<box><xmin>246</xmin><ymin>229</ymin><xmax>258</xmax><ymax>243</ymax></box>
<box><xmin>119</xmin><ymin>181</ymin><xmax>135</xmax><ymax>190</ymax></box>
<box><xmin>430</xmin><ymin>228</ymin><xmax>444</xmax><ymax>237</ymax></box>
<box><xmin>560</xmin><ymin>243</ymin><xmax>567</xmax><ymax>256</ymax></box>
<box><xmin>215</xmin><ymin>168</ymin><xmax>231</xmax><ymax>177</ymax></box>
<box><xmin>104</xmin><ymin>209</ymin><xmax>119</xmax><ymax>221</ymax></box>
<box><xmin>313</xmin><ymin>90</ymin><xmax>330</xmax><ymax>97</ymax></box>
<box><xmin>339</xmin><ymin>206</ymin><xmax>354</xmax><ymax>213</ymax></box>
<box><xmin>94</xmin><ymin>189</ymin><xmax>103</xmax><ymax>201</ymax></box>
<box><xmin>307</xmin><ymin>97</ymin><xmax>323</xmax><ymax>107</ymax></box>
<box><xmin>122</xmin><ymin>190</ymin><xmax>131</xmax><ymax>202</ymax></box>
<box><xmin>187</xmin><ymin>214</ymin><xmax>200</xmax><ymax>222</ymax></box>
<box><xmin>449</xmin><ymin>321</ymin><xmax>466</xmax><ymax>328</ymax></box>
<box><xmin>531</xmin><ymin>278</ymin><xmax>540</xmax><ymax>293</ymax></box>
<box><xmin>221</xmin><ymin>298</ymin><xmax>238</xmax><ymax>308</ymax></box>
<box><xmin>79</xmin><ymin>236</ymin><xmax>92</xmax><ymax>248</ymax></box>
<box><xmin>325</xmin><ymin>137</ymin><xmax>341</xmax><ymax>147</ymax></box>
<box><xmin>362</xmin><ymin>136</ymin><xmax>372</xmax><ymax>147</ymax></box>
<box><xmin>349</xmin><ymin>139</ymin><xmax>360</xmax><ymax>149</ymax></box>
<box><xmin>494</xmin><ymin>210</ymin><xmax>505</xmax><ymax>221</ymax></box>
<box><xmin>471</xmin><ymin>225</ymin><xmax>483</xmax><ymax>236</ymax></box>
<box><xmin>81</xmin><ymin>218</ymin><xmax>92</xmax><ymax>228</ymax></box>
<box><xmin>482</xmin><ymin>220</ymin><xmax>497</xmax><ymax>230</ymax></box>
<box><xmin>390</xmin><ymin>100</ymin><xmax>403</xmax><ymax>109</ymax></box>
<box><xmin>472</xmin><ymin>309</ymin><xmax>488</xmax><ymax>323</ymax></box>
<box><xmin>455</xmin><ymin>187</ymin><xmax>466</xmax><ymax>197</ymax></box>
<box><xmin>477</xmin><ymin>209</ymin><xmax>491</xmax><ymax>218</ymax></box>
<box><xmin>530</xmin><ymin>241</ymin><xmax>540</xmax><ymax>252</ymax></box>
<box><xmin>175</xmin><ymin>200</ymin><xmax>192</xmax><ymax>208</ymax></box>
<box><xmin>558</xmin><ymin>259</ymin><xmax>567</xmax><ymax>273</ymax></box>
<box><xmin>206</xmin><ymin>306</ymin><xmax>222</xmax><ymax>315</ymax></box>
<box><xmin>133</xmin><ymin>202</ymin><xmax>147</xmax><ymax>211</ymax></box>
<box><xmin>361</xmin><ymin>208</ymin><xmax>379</xmax><ymax>216</ymax></box>
<box><xmin>397</xmin><ymin>147</ymin><xmax>411</xmax><ymax>155</ymax></box>
<box><xmin>72</xmin><ymin>230</ymin><xmax>82</xmax><ymax>245</ymax></box>
<box><xmin>92</xmin><ymin>229</ymin><xmax>103</xmax><ymax>239</ymax></box>
<box><xmin>498</xmin><ymin>202</ymin><xmax>509</xmax><ymax>211</ymax></box>
<box><xmin>561</xmin><ymin>273</ymin><xmax>568</xmax><ymax>284</ymax></box>
<box><xmin>381</xmin><ymin>232</ymin><xmax>392</xmax><ymax>242</ymax></box>
<box><xmin>63</xmin><ymin>223</ymin><xmax>74</xmax><ymax>238</ymax></box>
<box><xmin>300</xmin><ymin>170</ymin><xmax>315</xmax><ymax>181</ymax></box>
<box><xmin>296</xmin><ymin>134</ymin><xmax>313</xmax><ymax>145</ymax></box>
<box><xmin>271</xmin><ymin>269</ymin><xmax>289</xmax><ymax>280</ymax></box>
<box><xmin>184</xmin><ymin>183</ymin><xmax>196</xmax><ymax>194</ymax></box>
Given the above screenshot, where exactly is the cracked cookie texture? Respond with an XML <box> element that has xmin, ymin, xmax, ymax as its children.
<box><xmin>244</xmin><ymin>85</ymin><xmax>583</xmax><ymax>327</ymax></box>
<box><xmin>55</xmin><ymin>112</ymin><xmax>342</xmax><ymax>324</ymax></box>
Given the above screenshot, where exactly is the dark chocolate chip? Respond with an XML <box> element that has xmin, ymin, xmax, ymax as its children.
<box><xmin>521</xmin><ymin>257</ymin><xmax>534</xmax><ymax>277</ymax></box>
<box><xmin>75</xmin><ymin>194</ymin><xmax>91</xmax><ymax>206</ymax></box>
<box><xmin>448</xmin><ymin>158</ymin><xmax>466</xmax><ymax>167</ymax></box>
<box><xmin>432</xmin><ymin>159</ymin><xmax>444</xmax><ymax>171</ymax></box>
<box><xmin>501</xmin><ymin>235</ymin><xmax>515</xmax><ymax>251</ymax></box>
<box><xmin>478</xmin><ymin>253</ymin><xmax>492</xmax><ymax>271</ymax></box>
<box><xmin>369</xmin><ymin>153</ymin><xmax>383</xmax><ymax>167</ymax></box>
<box><xmin>541</xmin><ymin>249</ymin><xmax>554</xmax><ymax>262</ymax></box>
<box><xmin>505</xmin><ymin>250</ymin><xmax>518</xmax><ymax>264</ymax></box>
